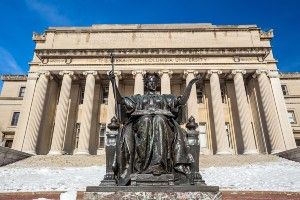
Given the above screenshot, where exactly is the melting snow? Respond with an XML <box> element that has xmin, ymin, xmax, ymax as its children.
<box><xmin>0</xmin><ymin>158</ymin><xmax>299</xmax><ymax>192</ymax></box>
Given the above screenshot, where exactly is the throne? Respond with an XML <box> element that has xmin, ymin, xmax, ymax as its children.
<box><xmin>100</xmin><ymin>116</ymin><xmax>205</xmax><ymax>186</ymax></box>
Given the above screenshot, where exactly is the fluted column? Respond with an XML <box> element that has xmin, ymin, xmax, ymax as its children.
<box><xmin>22</xmin><ymin>71</ymin><xmax>51</xmax><ymax>154</ymax></box>
<box><xmin>48</xmin><ymin>71</ymin><xmax>74</xmax><ymax>155</ymax></box>
<box><xmin>184</xmin><ymin>70</ymin><xmax>199</xmax><ymax>122</ymax></box>
<box><xmin>208</xmin><ymin>70</ymin><xmax>231</xmax><ymax>154</ymax></box>
<box><xmin>75</xmin><ymin>71</ymin><xmax>98</xmax><ymax>155</ymax></box>
<box><xmin>12</xmin><ymin>72</ymin><xmax>39</xmax><ymax>151</ymax></box>
<box><xmin>159</xmin><ymin>70</ymin><xmax>173</xmax><ymax>94</ymax></box>
<box><xmin>269</xmin><ymin>71</ymin><xmax>297</xmax><ymax>150</ymax></box>
<box><xmin>232</xmin><ymin>70</ymin><xmax>258</xmax><ymax>154</ymax></box>
<box><xmin>106</xmin><ymin>71</ymin><xmax>121</xmax><ymax>129</ymax></box>
<box><xmin>255</xmin><ymin>69</ymin><xmax>285</xmax><ymax>153</ymax></box>
<box><xmin>132</xmin><ymin>70</ymin><xmax>146</xmax><ymax>95</ymax></box>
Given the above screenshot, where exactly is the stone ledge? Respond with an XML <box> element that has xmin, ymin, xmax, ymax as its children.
<box><xmin>84</xmin><ymin>191</ymin><xmax>221</xmax><ymax>200</ymax></box>
<box><xmin>276</xmin><ymin>147</ymin><xmax>300</xmax><ymax>162</ymax></box>
<box><xmin>0</xmin><ymin>146</ymin><xmax>32</xmax><ymax>167</ymax></box>
<box><xmin>86</xmin><ymin>185</ymin><xmax>219</xmax><ymax>193</ymax></box>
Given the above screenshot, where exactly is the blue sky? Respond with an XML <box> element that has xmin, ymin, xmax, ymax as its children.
<box><xmin>0</xmin><ymin>0</ymin><xmax>299</xmax><ymax>80</ymax></box>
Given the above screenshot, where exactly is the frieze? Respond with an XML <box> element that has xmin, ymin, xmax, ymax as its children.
<box><xmin>43</xmin><ymin>56</ymin><xmax>265</xmax><ymax>65</ymax></box>
<box><xmin>35</xmin><ymin>47</ymin><xmax>271</xmax><ymax>60</ymax></box>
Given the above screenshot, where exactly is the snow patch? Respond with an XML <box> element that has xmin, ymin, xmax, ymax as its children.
<box><xmin>60</xmin><ymin>190</ymin><xmax>77</xmax><ymax>200</ymax></box>
<box><xmin>201</xmin><ymin>158</ymin><xmax>300</xmax><ymax>192</ymax></box>
<box><xmin>0</xmin><ymin>158</ymin><xmax>299</xmax><ymax>192</ymax></box>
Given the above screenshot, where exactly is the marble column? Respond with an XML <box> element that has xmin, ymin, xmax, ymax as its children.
<box><xmin>255</xmin><ymin>69</ymin><xmax>286</xmax><ymax>153</ymax></box>
<box><xmin>269</xmin><ymin>71</ymin><xmax>297</xmax><ymax>150</ymax></box>
<box><xmin>132</xmin><ymin>70</ymin><xmax>146</xmax><ymax>95</ymax></box>
<box><xmin>184</xmin><ymin>70</ymin><xmax>199</xmax><ymax>122</ymax></box>
<box><xmin>12</xmin><ymin>72</ymin><xmax>39</xmax><ymax>151</ymax></box>
<box><xmin>106</xmin><ymin>71</ymin><xmax>121</xmax><ymax>130</ymax></box>
<box><xmin>159</xmin><ymin>70</ymin><xmax>173</xmax><ymax>94</ymax></box>
<box><xmin>208</xmin><ymin>70</ymin><xmax>231</xmax><ymax>154</ymax></box>
<box><xmin>22</xmin><ymin>71</ymin><xmax>51</xmax><ymax>154</ymax></box>
<box><xmin>232</xmin><ymin>70</ymin><xmax>258</xmax><ymax>154</ymax></box>
<box><xmin>48</xmin><ymin>71</ymin><xmax>74</xmax><ymax>155</ymax></box>
<box><xmin>75</xmin><ymin>71</ymin><xmax>98</xmax><ymax>155</ymax></box>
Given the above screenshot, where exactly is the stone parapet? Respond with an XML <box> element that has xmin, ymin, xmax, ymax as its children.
<box><xmin>0</xmin><ymin>146</ymin><xmax>32</xmax><ymax>167</ymax></box>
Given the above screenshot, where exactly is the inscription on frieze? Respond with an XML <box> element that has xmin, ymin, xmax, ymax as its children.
<box><xmin>46</xmin><ymin>56</ymin><xmax>261</xmax><ymax>65</ymax></box>
<box><xmin>73</xmin><ymin>57</ymin><xmax>209</xmax><ymax>65</ymax></box>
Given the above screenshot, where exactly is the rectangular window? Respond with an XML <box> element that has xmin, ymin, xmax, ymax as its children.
<box><xmin>221</xmin><ymin>85</ymin><xmax>227</xmax><ymax>103</ymax></box>
<box><xmin>196</xmin><ymin>86</ymin><xmax>204</xmax><ymax>104</ymax></box>
<box><xmin>296</xmin><ymin>139</ymin><xmax>300</xmax><ymax>147</ymax></box>
<box><xmin>4</xmin><ymin>140</ymin><xmax>13</xmax><ymax>148</ymax></box>
<box><xmin>11</xmin><ymin>112</ymin><xmax>20</xmax><ymax>126</ymax></box>
<box><xmin>5</xmin><ymin>140</ymin><xmax>13</xmax><ymax>148</ymax></box>
<box><xmin>199</xmin><ymin>123</ymin><xmax>207</xmax><ymax>148</ymax></box>
<box><xmin>79</xmin><ymin>87</ymin><xmax>85</xmax><ymax>104</ymax></box>
<box><xmin>287</xmin><ymin>111</ymin><xmax>296</xmax><ymax>124</ymax></box>
<box><xmin>101</xmin><ymin>86</ymin><xmax>109</xmax><ymax>105</ymax></box>
<box><xmin>98</xmin><ymin>123</ymin><xmax>106</xmax><ymax>148</ymax></box>
<box><xmin>225</xmin><ymin>122</ymin><xmax>233</xmax><ymax>149</ymax></box>
<box><xmin>18</xmin><ymin>87</ymin><xmax>26</xmax><ymax>97</ymax></box>
<box><xmin>281</xmin><ymin>85</ymin><xmax>288</xmax><ymax>96</ymax></box>
<box><xmin>75</xmin><ymin>123</ymin><xmax>80</xmax><ymax>148</ymax></box>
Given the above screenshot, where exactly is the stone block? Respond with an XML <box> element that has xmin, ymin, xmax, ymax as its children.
<box><xmin>85</xmin><ymin>185</ymin><xmax>220</xmax><ymax>200</ymax></box>
<box><xmin>0</xmin><ymin>146</ymin><xmax>32</xmax><ymax>166</ymax></box>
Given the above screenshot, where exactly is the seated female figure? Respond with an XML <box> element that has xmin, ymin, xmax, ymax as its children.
<box><xmin>108</xmin><ymin>72</ymin><xmax>201</xmax><ymax>185</ymax></box>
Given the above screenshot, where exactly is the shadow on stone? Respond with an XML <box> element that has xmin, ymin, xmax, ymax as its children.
<box><xmin>0</xmin><ymin>146</ymin><xmax>32</xmax><ymax>167</ymax></box>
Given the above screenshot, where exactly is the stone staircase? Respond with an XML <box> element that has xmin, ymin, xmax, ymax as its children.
<box><xmin>0</xmin><ymin>146</ymin><xmax>32</xmax><ymax>167</ymax></box>
<box><xmin>6</xmin><ymin>154</ymin><xmax>280</xmax><ymax>168</ymax></box>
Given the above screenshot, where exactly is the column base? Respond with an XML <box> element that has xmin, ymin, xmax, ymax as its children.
<box><xmin>271</xmin><ymin>149</ymin><xmax>286</xmax><ymax>154</ymax></box>
<box><xmin>48</xmin><ymin>150</ymin><xmax>63</xmax><ymax>155</ymax></box>
<box><xmin>23</xmin><ymin>150</ymin><xmax>36</xmax><ymax>155</ymax></box>
<box><xmin>74</xmin><ymin>149</ymin><xmax>90</xmax><ymax>155</ymax></box>
<box><xmin>243</xmin><ymin>150</ymin><xmax>258</xmax><ymax>155</ymax></box>
<box><xmin>97</xmin><ymin>148</ymin><xmax>105</xmax><ymax>155</ymax></box>
<box><xmin>200</xmin><ymin>148</ymin><xmax>211</xmax><ymax>155</ymax></box>
<box><xmin>216</xmin><ymin>149</ymin><xmax>234</xmax><ymax>155</ymax></box>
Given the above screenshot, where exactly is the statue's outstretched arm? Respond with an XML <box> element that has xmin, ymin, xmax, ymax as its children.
<box><xmin>177</xmin><ymin>75</ymin><xmax>201</xmax><ymax>106</ymax></box>
<box><xmin>108</xmin><ymin>71</ymin><xmax>123</xmax><ymax>104</ymax></box>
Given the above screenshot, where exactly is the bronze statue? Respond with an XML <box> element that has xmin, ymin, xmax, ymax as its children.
<box><xmin>108</xmin><ymin>71</ymin><xmax>201</xmax><ymax>186</ymax></box>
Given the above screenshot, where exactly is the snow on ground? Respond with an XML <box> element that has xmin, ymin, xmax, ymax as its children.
<box><xmin>0</xmin><ymin>166</ymin><xmax>105</xmax><ymax>192</ymax></box>
<box><xmin>0</xmin><ymin>158</ymin><xmax>299</xmax><ymax>193</ymax></box>
<box><xmin>201</xmin><ymin>158</ymin><xmax>300</xmax><ymax>192</ymax></box>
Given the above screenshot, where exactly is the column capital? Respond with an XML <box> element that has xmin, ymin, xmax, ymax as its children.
<box><xmin>268</xmin><ymin>70</ymin><xmax>280</xmax><ymax>78</ymax></box>
<box><xmin>83</xmin><ymin>70</ymin><xmax>98</xmax><ymax>76</ymax></box>
<box><xmin>132</xmin><ymin>70</ymin><xmax>146</xmax><ymax>77</ymax></box>
<box><xmin>207</xmin><ymin>70</ymin><xmax>222</xmax><ymax>78</ymax></box>
<box><xmin>106</xmin><ymin>70</ymin><xmax>122</xmax><ymax>79</ymax></box>
<box><xmin>37</xmin><ymin>71</ymin><xmax>53</xmax><ymax>80</ymax></box>
<box><xmin>184</xmin><ymin>70</ymin><xmax>198</xmax><ymax>76</ymax></box>
<box><xmin>207</xmin><ymin>70</ymin><xmax>222</xmax><ymax>75</ymax></box>
<box><xmin>158</xmin><ymin>69</ymin><xmax>173</xmax><ymax>76</ymax></box>
<box><xmin>252</xmin><ymin>69</ymin><xmax>269</xmax><ymax>78</ymax></box>
<box><xmin>59</xmin><ymin>70</ymin><xmax>74</xmax><ymax>76</ymax></box>
<box><xmin>37</xmin><ymin>71</ymin><xmax>51</xmax><ymax>77</ymax></box>
<box><xmin>27</xmin><ymin>72</ymin><xmax>40</xmax><ymax>80</ymax></box>
<box><xmin>232</xmin><ymin>70</ymin><xmax>246</xmax><ymax>75</ymax></box>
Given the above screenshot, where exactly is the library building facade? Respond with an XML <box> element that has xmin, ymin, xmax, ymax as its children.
<box><xmin>0</xmin><ymin>24</ymin><xmax>299</xmax><ymax>155</ymax></box>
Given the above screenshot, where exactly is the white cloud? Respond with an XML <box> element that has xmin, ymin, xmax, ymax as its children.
<box><xmin>25</xmin><ymin>0</ymin><xmax>71</xmax><ymax>25</ymax></box>
<box><xmin>0</xmin><ymin>47</ymin><xmax>24</xmax><ymax>74</ymax></box>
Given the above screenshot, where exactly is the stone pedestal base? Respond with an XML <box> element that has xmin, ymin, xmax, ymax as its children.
<box><xmin>130</xmin><ymin>174</ymin><xmax>174</xmax><ymax>186</ymax></box>
<box><xmin>84</xmin><ymin>185</ymin><xmax>220</xmax><ymax>200</ymax></box>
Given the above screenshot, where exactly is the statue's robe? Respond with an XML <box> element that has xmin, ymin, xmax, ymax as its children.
<box><xmin>112</xmin><ymin>94</ymin><xmax>193</xmax><ymax>185</ymax></box>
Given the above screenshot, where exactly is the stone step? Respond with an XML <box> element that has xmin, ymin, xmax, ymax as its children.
<box><xmin>0</xmin><ymin>191</ymin><xmax>299</xmax><ymax>200</ymax></box>
<box><xmin>7</xmin><ymin>154</ymin><xmax>280</xmax><ymax>168</ymax></box>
